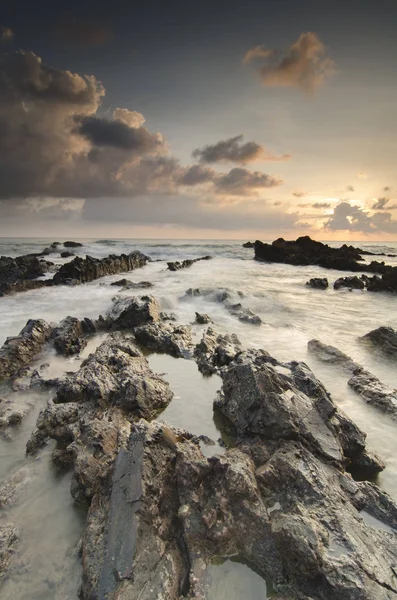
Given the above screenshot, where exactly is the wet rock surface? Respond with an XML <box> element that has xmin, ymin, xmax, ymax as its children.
<box><xmin>308</xmin><ymin>339</ymin><xmax>397</xmax><ymax>417</ymax></box>
<box><xmin>108</xmin><ymin>295</ymin><xmax>161</xmax><ymax>330</ymax></box>
<box><xmin>334</xmin><ymin>276</ymin><xmax>365</xmax><ymax>290</ymax></box>
<box><xmin>0</xmin><ymin>319</ymin><xmax>53</xmax><ymax>381</ymax></box>
<box><xmin>0</xmin><ymin>255</ymin><xmax>51</xmax><ymax>296</ymax></box>
<box><xmin>306</xmin><ymin>277</ymin><xmax>328</xmax><ymax>289</ymax></box>
<box><xmin>134</xmin><ymin>322</ymin><xmax>193</xmax><ymax>358</ymax></box>
<box><xmin>52</xmin><ymin>251</ymin><xmax>148</xmax><ymax>286</ymax></box>
<box><xmin>194</xmin><ymin>327</ymin><xmax>242</xmax><ymax>375</ymax></box>
<box><xmin>167</xmin><ymin>255</ymin><xmax>212</xmax><ymax>271</ymax></box>
<box><xmin>361</xmin><ymin>326</ymin><xmax>397</xmax><ymax>358</ymax></box>
<box><xmin>0</xmin><ymin>524</ymin><xmax>19</xmax><ymax>580</ymax></box>
<box><xmin>52</xmin><ymin>316</ymin><xmax>97</xmax><ymax>357</ymax></box>
<box><xmin>195</xmin><ymin>312</ymin><xmax>213</xmax><ymax>324</ymax></box>
<box><xmin>183</xmin><ymin>287</ymin><xmax>262</xmax><ymax>325</ymax></box>
<box><xmin>110</xmin><ymin>279</ymin><xmax>153</xmax><ymax>289</ymax></box>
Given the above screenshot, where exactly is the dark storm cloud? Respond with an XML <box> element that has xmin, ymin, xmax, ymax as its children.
<box><xmin>214</xmin><ymin>168</ymin><xmax>282</xmax><ymax>195</ymax></box>
<box><xmin>371</xmin><ymin>197</ymin><xmax>397</xmax><ymax>210</ymax></box>
<box><xmin>244</xmin><ymin>32</ymin><xmax>335</xmax><ymax>94</ymax></box>
<box><xmin>54</xmin><ymin>19</ymin><xmax>112</xmax><ymax>46</ymax></box>
<box><xmin>324</xmin><ymin>201</ymin><xmax>397</xmax><ymax>233</ymax></box>
<box><xmin>192</xmin><ymin>135</ymin><xmax>290</xmax><ymax>164</ymax></box>
<box><xmin>75</xmin><ymin>116</ymin><xmax>162</xmax><ymax>152</ymax></box>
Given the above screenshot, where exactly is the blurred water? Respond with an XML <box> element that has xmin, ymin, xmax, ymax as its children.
<box><xmin>1</xmin><ymin>237</ymin><xmax>397</xmax><ymax>598</ymax></box>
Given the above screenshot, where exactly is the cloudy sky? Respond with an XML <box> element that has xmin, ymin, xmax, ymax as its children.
<box><xmin>0</xmin><ymin>0</ymin><xmax>397</xmax><ymax>240</ymax></box>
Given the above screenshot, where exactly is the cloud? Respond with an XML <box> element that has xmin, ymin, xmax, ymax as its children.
<box><xmin>242</xmin><ymin>45</ymin><xmax>274</xmax><ymax>65</ymax></box>
<box><xmin>324</xmin><ymin>201</ymin><xmax>397</xmax><ymax>233</ymax></box>
<box><xmin>346</xmin><ymin>185</ymin><xmax>355</xmax><ymax>192</ymax></box>
<box><xmin>371</xmin><ymin>197</ymin><xmax>397</xmax><ymax>210</ymax></box>
<box><xmin>113</xmin><ymin>108</ymin><xmax>145</xmax><ymax>129</ymax></box>
<box><xmin>0</xmin><ymin>27</ymin><xmax>13</xmax><ymax>43</ymax></box>
<box><xmin>244</xmin><ymin>32</ymin><xmax>335</xmax><ymax>94</ymax></box>
<box><xmin>312</xmin><ymin>202</ymin><xmax>331</xmax><ymax>209</ymax></box>
<box><xmin>178</xmin><ymin>165</ymin><xmax>217</xmax><ymax>186</ymax></box>
<box><xmin>75</xmin><ymin>116</ymin><xmax>163</xmax><ymax>153</ymax></box>
<box><xmin>54</xmin><ymin>19</ymin><xmax>112</xmax><ymax>46</ymax></box>
<box><xmin>293</xmin><ymin>190</ymin><xmax>307</xmax><ymax>198</ymax></box>
<box><xmin>214</xmin><ymin>167</ymin><xmax>282</xmax><ymax>195</ymax></box>
<box><xmin>384</xmin><ymin>186</ymin><xmax>390</xmax><ymax>192</ymax></box>
<box><xmin>357</xmin><ymin>172</ymin><xmax>367</xmax><ymax>179</ymax></box>
<box><xmin>192</xmin><ymin>135</ymin><xmax>290</xmax><ymax>164</ymax></box>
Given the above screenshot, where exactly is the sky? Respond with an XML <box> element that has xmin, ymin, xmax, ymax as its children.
<box><xmin>0</xmin><ymin>0</ymin><xmax>397</xmax><ymax>240</ymax></box>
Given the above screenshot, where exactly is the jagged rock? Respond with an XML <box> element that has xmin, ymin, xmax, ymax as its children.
<box><xmin>361</xmin><ymin>326</ymin><xmax>397</xmax><ymax>357</ymax></box>
<box><xmin>52</xmin><ymin>316</ymin><xmax>96</xmax><ymax>356</ymax></box>
<box><xmin>109</xmin><ymin>295</ymin><xmax>161</xmax><ymax>330</ymax></box>
<box><xmin>159</xmin><ymin>311</ymin><xmax>177</xmax><ymax>321</ymax></box>
<box><xmin>308</xmin><ymin>339</ymin><xmax>397</xmax><ymax>417</ymax></box>
<box><xmin>366</xmin><ymin>269</ymin><xmax>397</xmax><ymax>293</ymax></box>
<box><xmin>54</xmin><ymin>333</ymin><xmax>173</xmax><ymax>419</ymax></box>
<box><xmin>0</xmin><ymin>254</ymin><xmax>51</xmax><ymax>296</ymax></box>
<box><xmin>52</xmin><ymin>251</ymin><xmax>148</xmax><ymax>286</ymax></box>
<box><xmin>134</xmin><ymin>322</ymin><xmax>193</xmax><ymax>358</ymax></box>
<box><xmin>334</xmin><ymin>276</ymin><xmax>365</xmax><ymax>290</ymax></box>
<box><xmin>183</xmin><ymin>287</ymin><xmax>260</xmax><ymax>325</ymax></box>
<box><xmin>110</xmin><ymin>279</ymin><xmax>153</xmax><ymax>289</ymax></box>
<box><xmin>167</xmin><ymin>255</ymin><xmax>212</xmax><ymax>271</ymax></box>
<box><xmin>0</xmin><ymin>394</ymin><xmax>36</xmax><ymax>428</ymax></box>
<box><xmin>64</xmin><ymin>241</ymin><xmax>83</xmax><ymax>247</ymax></box>
<box><xmin>0</xmin><ymin>319</ymin><xmax>53</xmax><ymax>380</ymax></box>
<box><xmin>195</xmin><ymin>312</ymin><xmax>212</xmax><ymax>325</ymax></box>
<box><xmin>227</xmin><ymin>302</ymin><xmax>262</xmax><ymax>325</ymax></box>
<box><xmin>0</xmin><ymin>524</ymin><xmax>19</xmax><ymax>580</ymax></box>
<box><xmin>243</xmin><ymin>241</ymin><xmax>254</xmax><ymax>248</ymax></box>
<box><xmin>306</xmin><ymin>277</ymin><xmax>328</xmax><ymax>289</ymax></box>
<box><xmin>60</xmin><ymin>251</ymin><xmax>74</xmax><ymax>258</ymax></box>
<box><xmin>194</xmin><ymin>327</ymin><xmax>241</xmax><ymax>375</ymax></box>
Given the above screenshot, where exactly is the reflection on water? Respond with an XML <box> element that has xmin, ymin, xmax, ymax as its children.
<box><xmin>205</xmin><ymin>557</ymin><xmax>272</xmax><ymax>600</ymax></box>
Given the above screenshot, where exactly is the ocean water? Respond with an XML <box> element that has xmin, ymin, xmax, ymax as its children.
<box><xmin>1</xmin><ymin>237</ymin><xmax>397</xmax><ymax>599</ymax></box>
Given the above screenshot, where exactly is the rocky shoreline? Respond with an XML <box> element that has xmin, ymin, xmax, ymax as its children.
<box><xmin>1</xmin><ymin>260</ymin><xmax>397</xmax><ymax>599</ymax></box>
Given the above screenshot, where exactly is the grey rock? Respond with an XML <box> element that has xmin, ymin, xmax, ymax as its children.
<box><xmin>167</xmin><ymin>255</ymin><xmax>212</xmax><ymax>271</ymax></box>
<box><xmin>195</xmin><ymin>312</ymin><xmax>213</xmax><ymax>325</ymax></box>
<box><xmin>361</xmin><ymin>326</ymin><xmax>397</xmax><ymax>357</ymax></box>
<box><xmin>0</xmin><ymin>524</ymin><xmax>19</xmax><ymax>580</ymax></box>
<box><xmin>0</xmin><ymin>319</ymin><xmax>52</xmax><ymax>380</ymax></box>
<box><xmin>52</xmin><ymin>316</ymin><xmax>96</xmax><ymax>357</ymax></box>
<box><xmin>308</xmin><ymin>339</ymin><xmax>357</xmax><ymax>370</ymax></box>
<box><xmin>134</xmin><ymin>322</ymin><xmax>193</xmax><ymax>358</ymax></box>
<box><xmin>306</xmin><ymin>277</ymin><xmax>328</xmax><ymax>289</ymax></box>
<box><xmin>109</xmin><ymin>295</ymin><xmax>161</xmax><ymax>330</ymax></box>
<box><xmin>194</xmin><ymin>327</ymin><xmax>241</xmax><ymax>375</ymax></box>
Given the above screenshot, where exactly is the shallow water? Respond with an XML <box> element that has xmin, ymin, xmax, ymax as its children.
<box><xmin>1</xmin><ymin>237</ymin><xmax>397</xmax><ymax>598</ymax></box>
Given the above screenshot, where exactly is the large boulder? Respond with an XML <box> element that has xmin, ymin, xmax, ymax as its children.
<box><xmin>52</xmin><ymin>251</ymin><xmax>148</xmax><ymax>286</ymax></box>
<box><xmin>334</xmin><ymin>276</ymin><xmax>365</xmax><ymax>290</ymax></box>
<box><xmin>109</xmin><ymin>295</ymin><xmax>161</xmax><ymax>330</ymax></box>
<box><xmin>134</xmin><ymin>322</ymin><xmax>193</xmax><ymax>358</ymax></box>
<box><xmin>194</xmin><ymin>327</ymin><xmax>242</xmax><ymax>375</ymax></box>
<box><xmin>0</xmin><ymin>319</ymin><xmax>52</xmax><ymax>380</ymax></box>
<box><xmin>52</xmin><ymin>316</ymin><xmax>97</xmax><ymax>356</ymax></box>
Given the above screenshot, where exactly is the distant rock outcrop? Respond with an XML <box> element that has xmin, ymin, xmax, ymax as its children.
<box><xmin>167</xmin><ymin>255</ymin><xmax>212</xmax><ymax>271</ymax></box>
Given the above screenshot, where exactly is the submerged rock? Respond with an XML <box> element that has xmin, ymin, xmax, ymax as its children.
<box><xmin>0</xmin><ymin>524</ymin><xmax>19</xmax><ymax>580</ymax></box>
<box><xmin>0</xmin><ymin>319</ymin><xmax>53</xmax><ymax>380</ymax></box>
<box><xmin>334</xmin><ymin>275</ymin><xmax>365</xmax><ymax>290</ymax></box>
<box><xmin>110</xmin><ymin>279</ymin><xmax>153</xmax><ymax>289</ymax></box>
<box><xmin>195</xmin><ymin>312</ymin><xmax>213</xmax><ymax>325</ymax></box>
<box><xmin>134</xmin><ymin>322</ymin><xmax>193</xmax><ymax>358</ymax></box>
<box><xmin>308</xmin><ymin>338</ymin><xmax>397</xmax><ymax>417</ymax></box>
<box><xmin>183</xmin><ymin>287</ymin><xmax>261</xmax><ymax>325</ymax></box>
<box><xmin>361</xmin><ymin>326</ymin><xmax>397</xmax><ymax>357</ymax></box>
<box><xmin>167</xmin><ymin>255</ymin><xmax>212</xmax><ymax>271</ymax></box>
<box><xmin>60</xmin><ymin>251</ymin><xmax>74</xmax><ymax>258</ymax></box>
<box><xmin>306</xmin><ymin>277</ymin><xmax>328</xmax><ymax>289</ymax></box>
<box><xmin>52</xmin><ymin>251</ymin><xmax>148</xmax><ymax>286</ymax></box>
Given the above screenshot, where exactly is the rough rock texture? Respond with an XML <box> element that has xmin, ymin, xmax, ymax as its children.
<box><xmin>308</xmin><ymin>339</ymin><xmax>397</xmax><ymax>417</ymax></box>
<box><xmin>361</xmin><ymin>326</ymin><xmax>397</xmax><ymax>357</ymax></box>
<box><xmin>306</xmin><ymin>277</ymin><xmax>328</xmax><ymax>289</ymax></box>
<box><xmin>134</xmin><ymin>322</ymin><xmax>193</xmax><ymax>358</ymax></box>
<box><xmin>0</xmin><ymin>319</ymin><xmax>53</xmax><ymax>380</ymax></box>
<box><xmin>52</xmin><ymin>251</ymin><xmax>148</xmax><ymax>286</ymax></box>
<box><xmin>109</xmin><ymin>295</ymin><xmax>161</xmax><ymax>330</ymax></box>
<box><xmin>334</xmin><ymin>276</ymin><xmax>365</xmax><ymax>290</ymax></box>
<box><xmin>0</xmin><ymin>394</ymin><xmax>36</xmax><ymax>428</ymax></box>
<box><xmin>53</xmin><ymin>333</ymin><xmax>173</xmax><ymax>417</ymax></box>
<box><xmin>0</xmin><ymin>524</ymin><xmax>19</xmax><ymax>580</ymax></box>
<box><xmin>110</xmin><ymin>279</ymin><xmax>153</xmax><ymax>289</ymax></box>
<box><xmin>195</xmin><ymin>312</ymin><xmax>212</xmax><ymax>324</ymax></box>
<box><xmin>167</xmin><ymin>255</ymin><xmax>212</xmax><ymax>271</ymax></box>
<box><xmin>52</xmin><ymin>316</ymin><xmax>97</xmax><ymax>356</ymax></box>
<box><xmin>0</xmin><ymin>255</ymin><xmax>51</xmax><ymax>296</ymax></box>
<box><xmin>194</xmin><ymin>327</ymin><xmax>241</xmax><ymax>375</ymax></box>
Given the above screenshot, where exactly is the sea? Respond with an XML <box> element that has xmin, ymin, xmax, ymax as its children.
<box><xmin>1</xmin><ymin>237</ymin><xmax>397</xmax><ymax>599</ymax></box>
